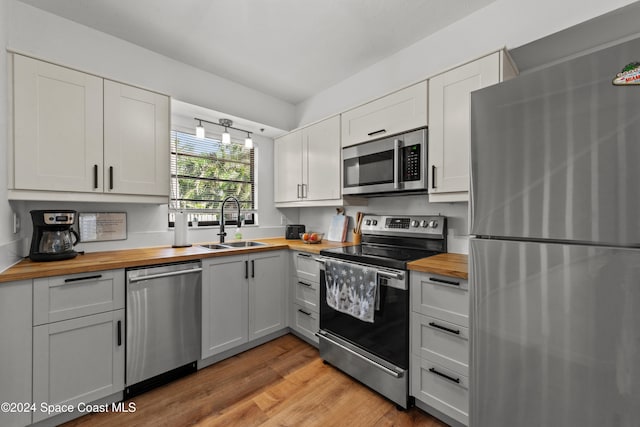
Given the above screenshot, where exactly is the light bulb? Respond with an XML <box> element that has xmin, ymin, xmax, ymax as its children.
<box><xmin>244</xmin><ymin>134</ymin><xmax>253</xmax><ymax>149</ymax></box>
<box><xmin>222</xmin><ymin>131</ymin><xmax>231</xmax><ymax>144</ymax></box>
<box><xmin>196</xmin><ymin>124</ymin><xmax>205</xmax><ymax>139</ymax></box>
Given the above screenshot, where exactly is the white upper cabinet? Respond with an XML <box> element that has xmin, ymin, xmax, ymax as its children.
<box><xmin>11</xmin><ymin>54</ymin><xmax>169</xmax><ymax>203</ymax></box>
<box><xmin>104</xmin><ymin>80</ymin><xmax>169</xmax><ymax>196</ymax></box>
<box><xmin>341</xmin><ymin>81</ymin><xmax>427</xmax><ymax>147</ymax></box>
<box><xmin>274</xmin><ymin>129</ymin><xmax>303</xmax><ymax>203</ymax></box>
<box><xmin>274</xmin><ymin>115</ymin><xmax>346</xmax><ymax>207</ymax></box>
<box><xmin>13</xmin><ymin>55</ymin><xmax>104</xmax><ymax>193</ymax></box>
<box><xmin>428</xmin><ymin>50</ymin><xmax>517</xmax><ymax>202</ymax></box>
<box><xmin>303</xmin><ymin>115</ymin><xmax>341</xmax><ymax>201</ymax></box>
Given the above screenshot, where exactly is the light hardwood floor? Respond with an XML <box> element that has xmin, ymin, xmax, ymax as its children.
<box><xmin>64</xmin><ymin>334</ymin><xmax>448</xmax><ymax>427</ymax></box>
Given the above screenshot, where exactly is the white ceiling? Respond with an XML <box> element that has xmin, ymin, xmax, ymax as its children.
<box><xmin>17</xmin><ymin>0</ymin><xmax>495</xmax><ymax>105</ymax></box>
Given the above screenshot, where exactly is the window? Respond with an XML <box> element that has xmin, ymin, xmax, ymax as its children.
<box><xmin>170</xmin><ymin>130</ymin><xmax>256</xmax><ymax>226</ymax></box>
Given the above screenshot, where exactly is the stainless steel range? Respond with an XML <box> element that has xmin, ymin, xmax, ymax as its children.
<box><xmin>318</xmin><ymin>214</ymin><xmax>447</xmax><ymax>409</ymax></box>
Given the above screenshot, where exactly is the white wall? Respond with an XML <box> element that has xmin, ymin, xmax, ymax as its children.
<box><xmin>295</xmin><ymin>0</ymin><xmax>638</xmax><ymax>126</ymax></box>
<box><xmin>7</xmin><ymin>0</ymin><xmax>296</xmax><ymax>131</ymax></box>
<box><xmin>0</xmin><ymin>1</ymin><xmax>297</xmax><ymax>261</ymax></box>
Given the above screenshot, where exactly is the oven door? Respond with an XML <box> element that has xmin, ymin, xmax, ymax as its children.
<box><xmin>319</xmin><ymin>262</ymin><xmax>409</xmax><ymax>368</ymax></box>
<box><xmin>342</xmin><ymin>128</ymin><xmax>427</xmax><ymax>195</ymax></box>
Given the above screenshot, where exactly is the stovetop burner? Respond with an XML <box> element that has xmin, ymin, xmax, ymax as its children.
<box><xmin>320</xmin><ymin>214</ymin><xmax>447</xmax><ymax>270</ymax></box>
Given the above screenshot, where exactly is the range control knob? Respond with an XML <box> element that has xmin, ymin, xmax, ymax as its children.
<box><xmin>365</xmin><ymin>220</ymin><xmax>372</xmax><ymax>226</ymax></box>
<box><xmin>411</xmin><ymin>220</ymin><xmax>420</xmax><ymax>228</ymax></box>
<box><xmin>428</xmin><ymin>220</ymin><xmax>438</xmax><ymax>228</ymax></box>
<box><xmin>420</xmin><ymin>220</ymin><xmax>429</xmax><ymax>228</ymax></box>
<box><xmin>372</xmin><ymin>220</ymin><xmax>378</xmax><ymax>226</ymax></box>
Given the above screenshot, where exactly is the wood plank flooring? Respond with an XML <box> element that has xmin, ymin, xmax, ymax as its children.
<box><xmin>63</xmin><ymin>334</ymin><xmax>448</xmax><ymax>427</ymax></box>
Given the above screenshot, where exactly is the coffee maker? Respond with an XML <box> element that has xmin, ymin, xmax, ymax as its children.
<box><xmin>29</xmin><ymin>210</ymin><xmax>80</xmax><ymax>262</ymax></box>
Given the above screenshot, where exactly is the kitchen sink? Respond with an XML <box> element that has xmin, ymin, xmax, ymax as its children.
<box><xmin>199</xmin><ymin>241</ymin><xmax>268</xmax><ymax>250</ymax></box>
<box><xmin>199</xmin><ymin>244</ymin><xmax>229</xmax><ymax>250</ymax></box>
<box><xmin>221</xmin><ymin>241</ymin><xmax>268</xmax><ymax>248</ymax></box>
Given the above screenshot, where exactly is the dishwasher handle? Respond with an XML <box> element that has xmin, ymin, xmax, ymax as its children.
<box><xmin>127</xmin><ymin>267</ymin><xmax>203</xmax><ymax>283</ymax></box>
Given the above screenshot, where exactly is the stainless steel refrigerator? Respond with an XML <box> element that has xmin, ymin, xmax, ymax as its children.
<box><xmin>470</xmin><ymin>36</ymin><xmax>640</xmax><ymax>427</ymax></box>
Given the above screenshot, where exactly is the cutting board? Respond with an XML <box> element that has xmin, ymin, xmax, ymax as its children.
<box><xmin>327</xmin><ymin>215</ymin><xmax>348</xmax><ymax>242</ymax></box>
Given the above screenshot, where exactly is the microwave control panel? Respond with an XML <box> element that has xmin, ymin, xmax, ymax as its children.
<box><xmin>402</xmin><ymin>144</ymin><xmax>421</xmax><ymax>181</ymax></box>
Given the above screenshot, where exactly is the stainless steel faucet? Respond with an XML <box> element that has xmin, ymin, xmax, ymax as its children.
<box><xmin>218</xmin><ymin>196</ymin><xmax>241</xmax><ymax>243</ymax></box>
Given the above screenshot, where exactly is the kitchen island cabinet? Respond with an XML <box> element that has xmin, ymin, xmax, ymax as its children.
<box><xmin>0</xmin><ymin>280</ymin><xmax>32</xmax><ymax>427</ymax></box>
<box><xmin>10</xmin><ymin>54</ymin><xmax>169</xmax><ymax>203</ymax></box>
<box><xmin>428</xmin><ymin>50</ymin><xmax>517</xmax><ymax>202</ymax></box>
<box><xmin>202</xmin><ymin>250</ymin><xmax>286</xmax><ymax>359</ymax></box>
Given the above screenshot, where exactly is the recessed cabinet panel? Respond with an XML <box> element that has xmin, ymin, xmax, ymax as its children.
<box><xmin>294</xmin><ymin>252</ymin><xmax>320</xmax><ymax>283</ymax></box>
<box><xmin>411</xmin><ymin>354</ymin><xmax>469</xmax><ymax>425</ymax></box>
<box><xmin>341</xmin><ymin>81</ymin><xmax>427</xmax><ymax>148</ymax></box>
<box><xmin>304</xmin><ymin>115</ymin><xmax>341</xmax><ymax>201</ymax></box>
<box><xmin>429</xmin><ymin>51</ymin><xmax>514</xmax><ymax>202</ymax></box>
<box><xmin>274</xmin><ymin>130</ymin><xmax>303</xmax><ymax>203</ymax></box>
<box><xmin>104</xmin><ymin>80</ymin><xmax>169</xmax><ymax>196</ymax></box>
<box><xmin>33</xmin><ymin>270</ymin><xmax>125</xmax><ymax>326</ymax></box>
<box><xmin>32</xmin><ymin>310</ymin><xmax>125</xmax><ymax>423</ymax></box>
<box><xmin>201</xmin><ymin>255</ymin><xmax>249</xmax><ymax>358</ymax></box>
<box><xmin>13</xmin><ymin>55</ymin><xmax>103</xmax><ymax>192</ymax></box>
<box><xmin>292</xmin><ymin>303</ymin><xmax>319</xmax><ymax>344</ymax></box>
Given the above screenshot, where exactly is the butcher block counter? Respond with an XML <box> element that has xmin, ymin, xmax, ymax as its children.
<box><xmin>0</xmin><ymin>237</ymin><xmax>356</xmax><ymax>283</ymax></box>
<box><xmin>407</xmin><ymin>253</ymin><xmax>468</xmax><ymax>280</ymax></box>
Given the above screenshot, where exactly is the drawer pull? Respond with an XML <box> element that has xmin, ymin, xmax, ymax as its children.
<box><xmin>367</xmin><ymin>129</ymin><xmax>386</xmax><ymax>137</ymax></box>
<box><xmin>428</xmin><ymin>367</ymin><xmax>460</xmax><ymax>384</ymax></box>
<box><xmin>428</xmin><ymin>322</ymin><xmax>460</xmax><ymax>335</ymax></box>
<box><xmin>298</xmin><ymin>308</ymin><xmax>312</xmax><ymax>316</ymax></box>
<box><xmin>297</xmin><ymin>253</ymin><xmax>312</xmax><ymax>258</ymax></box>
<box><xmin>64</xmin><ymin>274</ymin><xmax>102</xmax><ymax>283</ymax></box>
<box><xmin>298</xmin><ymin>281</ymin><xmax>313</xmax><ymax>288</ymax></box>
<box><xmin>429</xmin><ymin>277</ymin><xmax>460</xmax><ymax>287</ymax></box>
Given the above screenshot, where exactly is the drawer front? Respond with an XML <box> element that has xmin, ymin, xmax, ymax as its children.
<box><xmin>411</xmin><ymin>354</ymin><xmax>469</xmax><ymax>426</ymax></box>
<box><xmin>34</xmin><ymin>270</ymin><xmax>125</xmax><ymax>325</ymax></box>
<box><xmin>293</xmin><ymin>277</ymin><xmax>319</xmax><ymax>311</ymax></box>
<box><xmin>291</xmin><ymin>303</ymin><xmax>319</xmax><ymax>344</ymax></box>
<box><xmin>411</xmin><ymin>312</ymin><xmax>468</xmax><ymax>375</ymax></box>
<box><xmin>411</xmin><ymin>272</ymin><xmax>468</xmax><ymax>326</ymax></box>
<box><xmin>293</xmin><ymin>252</ymin><xmax>320</xmax><ymax>283</ymax></box>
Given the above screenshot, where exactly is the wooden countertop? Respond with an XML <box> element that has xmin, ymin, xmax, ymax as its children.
<box><xmin>407</xmin><ymin>253</ymin><xmax>468</xmax><ymax>280</ymax></box>
<box><xmin>0</xmin><ymin>237</ymin><xmax>356</xmax><ymax>283</ymax></box>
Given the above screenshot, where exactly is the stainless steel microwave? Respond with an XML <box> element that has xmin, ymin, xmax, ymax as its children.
<box><xmin>342</xmin><ymin>127</ymin><xmax>427</xmax><ymax>196</ymax></box>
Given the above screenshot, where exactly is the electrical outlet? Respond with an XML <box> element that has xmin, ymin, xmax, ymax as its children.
<box><xmin>13</xmin><ymin>212</ymin><xmax>20</xmax><ymax>234</ymax></box>
<box><xmin>280</xmin><ymin>215</ymin><xmax>286</xmax><ymax>225</ymax></box>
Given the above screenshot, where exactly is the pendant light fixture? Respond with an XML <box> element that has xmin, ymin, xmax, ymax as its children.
<box><xmin>244</xmin><ymin>131</ymin><xmax>253</xmax><ymax>149</ymax></box>
<box><xmin>219</xmin><ymin>118</ymin><xmax>232</xmax><ymax>145</ymax></box>
<box><xmin>194</xmin><ymin>117</ymin><xmax>255</xmax><ymax>149</ymax></box>
<box><xmin>195</xmin><ymin>120</ymin><xmax>205</xmax><ymax>139</ymax></box>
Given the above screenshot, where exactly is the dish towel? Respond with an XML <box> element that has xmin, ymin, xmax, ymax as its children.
<box><xmin>324</xmin><ymin>259</ymin><xmax>378</xmax><ymax>323</ymax></box>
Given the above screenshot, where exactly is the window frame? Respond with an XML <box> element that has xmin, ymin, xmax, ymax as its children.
<box><xmin>169</xmin><ymin>124</ymin><xmax>258</xmax><ymax>227</ymax></box>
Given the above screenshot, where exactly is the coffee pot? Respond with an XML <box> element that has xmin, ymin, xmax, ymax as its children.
<box><xmin>29</xmin><ymin>210</ymin><xmax>80</xmax><ymax>262</ymax></box>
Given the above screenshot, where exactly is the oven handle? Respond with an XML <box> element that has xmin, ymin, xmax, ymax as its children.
<box><xmin>316</xmin><ymin>331</ymin><xmax>403</xmax><ymax>379</ymax></box>
<box><xmin>393</xmin><ymin>139</ymin><xmax>400</xmax><ymax>190</ymax></box>
<box><xmin>377</xmin><ymin>270</ymin><xmax>404</xmax><ymax>281</ymax></box>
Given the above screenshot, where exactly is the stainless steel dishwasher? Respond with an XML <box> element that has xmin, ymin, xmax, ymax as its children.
<box><xmin>125</xmin><ymin>261</ymin><xmax>202</xmax><ymax>398</ymax></box>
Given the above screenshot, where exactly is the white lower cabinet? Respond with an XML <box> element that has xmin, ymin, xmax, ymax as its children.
<box><xmin>0</xmin><ymin>281</ymin><xmax>32</xmax><ymax>427</ymax></box>
<box><xmin>31</xmin><ymin>270</ymin><xmax>125</xmax><ymax>424</ymax></box>
<box><xmin>411</xmin><ymin>271</ymin><xmax>469</xmax><ymax>426</ymax></box>
<box><xmin>202</xmin><ymin>250</ymin><xmax>286</xmax><ymax>359</ymax></box>
<box><xmin>289</xmin><ymin>251</ymin><xmax>321</xmax><ymax>345</ymax></box>
<box><xmin>33</xmin><ymin>310</ymin><xmax>125</xmax><ymax>423</ymax></box>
